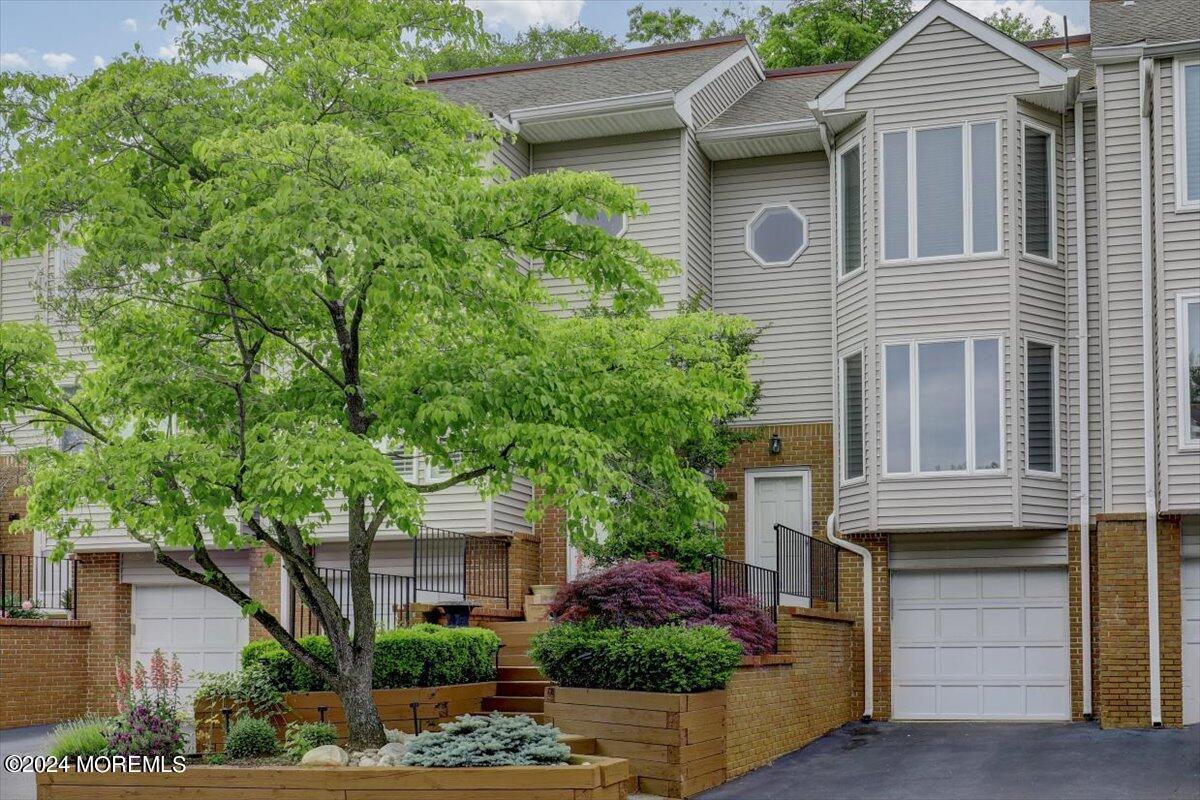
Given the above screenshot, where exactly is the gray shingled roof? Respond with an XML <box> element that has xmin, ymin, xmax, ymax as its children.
<box><xmin>425</xmin><ymin>40</ymin><xmax>745</xmax><ymax>117</ymax></box>
<box><xmin>702</xmin><ymin>69</ymin><xmax>845</xmax><ymax>131</ymax></box>
<box><xmin>1091</xmin><ymin>0</ymin><xmax>1200</xmax><ymax>48</ymax></box>
<box><xmin>1036</xmin><ymin>39</ymin><xmax>1096</xmax><ymax>90</ymax></box>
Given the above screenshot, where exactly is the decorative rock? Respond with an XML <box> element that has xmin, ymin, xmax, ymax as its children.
<box><xmin>378</xmin><ymin>742</ymin><xmax>409</xmax><ymax>760</ymax></box>
<box><xmin>358</xmin><ymin>756</ymin><xmax>377</xmax><ymax>767</ymax></box>
<box><xmin>377</xmin><ymin>754</ymin><xmax>397</xmax><ymax>767</ymax></box>
<box><xmin>301</xmin><ymin>745</ymin><xmax>349</xmax><ymax>767</ymax></box>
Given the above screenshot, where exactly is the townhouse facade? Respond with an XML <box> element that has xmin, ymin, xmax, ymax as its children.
<box><xmin>1</xmin><ymin>0</ymin><xmax>1197</xmax><ymax>730</ymax></box>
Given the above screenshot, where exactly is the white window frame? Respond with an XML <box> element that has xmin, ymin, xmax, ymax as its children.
<box><xmin>878</xmin><ymin>119</ymin><xmax>1003</xmax><ymax>265</ymax></box>
<box><xmin>1020</xmin><ymin>118</ymin><xmax>1058</xmax><ymax>265</ymax></box>
<box><xmin>744</xmin><ymin>203</ymin><xmax>809</xmax><ymax>268</ymax></box>
<box><xmin>836</xmin><ymin>137</ymin><xmax>864</xmax><ymax>280</ymax></box>
<box><xmin>573</xmin><ymin>210</ymin><xmax>628</xmax><ymax>238</ymax></box>
<box><xmin>1174</xmin><ymin>56</ymin><xmax>1200</xmax><ymax>212</ymax></box>
<box><xmin>1023</xmin><ymin>337</ymin><xmax>1061</xmax><ymax>477</ymax></box>
<box><xmin>839</xmin><ymin>349</ymin><xmax>866</xmax><ymax>485</ymax></box>
<box><xmin>880</xmin><ymin>335</ymin><xmax>1006</xmax><ymax>478</ymax></box>
<box><xmin>1178</xmin><ymin>293</ymin><xmax>1200</xmax><ymax>450</ymax></box>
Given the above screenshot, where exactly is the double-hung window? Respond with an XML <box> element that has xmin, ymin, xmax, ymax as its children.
<box><xmin>1180</xmin><ymin>295</ymin><xmax>1200</xmax><ymax>449</ymax></box>
<box><xmin>841</xmin><ymin>351</ymin><xmax>864</xmax><ymax>481</ymax></box>
<box><xmin>1022</xmin><ymin>121</ymin><xmax>1056</xmax><ymax>261</ymax></box>
<box><xmin>1176</xmin><ymin>57</ymin><xmax>1200</xmax><ymax>210</ymax></box>
<box><xmin>883</xmin><ymin>337</ymin><xmax>1004</xmax><ymax>475</ymax></box>
<box><xmin>881</xmin><ymin>121</ymin><xmax>1000</xmax><ymax>262</ymax></box>
<box><xmin>1025</xmin><ymin>340</ymin><xmax>1059</xmax><ymax>474</ymax></box>
<box><xmin>838</xmin><ymin>140</ymin><xmax>863</xmax><ymax>277</ymax></box>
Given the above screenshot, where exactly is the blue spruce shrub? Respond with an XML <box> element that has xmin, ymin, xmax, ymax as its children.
<box><xmin>401</xmin><ymin>713</ymin><xmax>571</xmax><ymax>767</ymax></box>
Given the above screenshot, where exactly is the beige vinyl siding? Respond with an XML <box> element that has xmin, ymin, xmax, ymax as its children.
<box><xmin>711</xmin><ymin>152</ymin><xmax>833</xmax><ymax>425</ymax></box>
<box><xmin>1065</xmin><ymin>102</ymin><xmax>1106</xmax><ymax>520</ymax></box>
<box><xmin>1157</xmin><ymin>59</ymin><xmax>1200</xmax><ymax>511</ymax></box>
<box><xmin>877</xmin><ymin>475</ymin><xmax>1015</xmax><ymax>530</ymax></box>
<box><xmin>1097</xmin><ymin>61</ymin><xmax>1150</xmax><ymax>512</ymax></box>
<box><xmin>683</xmin><ymin>130</ymin><xmax>713</xmax><ymax>307</ymax></box>
<box><xmin>1017</xmin><ymin>104</ymin><xmax>1069</xmax><ymax>528</ymax></box>
<box><xmin>842</xmin><ymin>18</ymin><xmax>1043</xmax><ymax>127</ymax></box>
<box><xmin>690</xmin><ymin>55</ymin><xmax>760</xmax><ymax>130</ymax></box>
<box><xmin>494</xmin><ymin>135</ymin><xmax>530</xmax><ymax>179</ymax></box>
<box><xmin>889</xmin><ymin>530</ymin><xmax>1068</xmax><ymax>570</ymax></box>
<box><xmin>490</xmin><ymin>477</ymin><xmax>533</xmax><ymax>533</ymax></box>
<box><xmin>1</xmin><ymin>252</ymin><xmax>43</xmax><ymax>323</ymax></box>
<box><xmin>533</xmin><ymin>130</ymin><xmax>684</xmax><ymax>315</ymax></box>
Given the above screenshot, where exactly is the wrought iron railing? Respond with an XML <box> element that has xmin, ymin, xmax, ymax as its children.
<box><xmin>774</xmin><ymin>524</ymin><xmax>839</xmax><ymax>608</ymax></box>
<box><xmin>413</xmin><ymin>526</ymin><xmax>510</xmax><ymax>608</ymax></box>
<box><xmin>290</xmin><ymin>566</ymin><xmax>414</xmax><ymax>637</ymax></box>
<box><xmin>707</xmin><ymin>554</ymin><xmax>779</xmax><ymax>623</ymax></box>
<box><xmin>0</xmin><ymin>553</ymin><xmax>76</xmax><ymax>618</ymax></box>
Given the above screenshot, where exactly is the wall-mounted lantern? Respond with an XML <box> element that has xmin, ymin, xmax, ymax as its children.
<box><xmin>768</xmin><ymin>433</ymin><xmax>782</xmax><ymax>455</ymax></box>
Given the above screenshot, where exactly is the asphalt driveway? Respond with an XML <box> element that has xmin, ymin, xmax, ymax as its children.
<box><xmin>0</xmin><ymin>724</ymin><xmax>53</xmax><ymax>800</ymax></box>
<box><xmin>698</xmin><ymin>721</ymin><xmax>1200</xmax><ymax>800</ymax></box>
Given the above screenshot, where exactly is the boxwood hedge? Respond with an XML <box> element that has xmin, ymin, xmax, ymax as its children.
<box><xmin>241</xmin><ymin>623</ymin><xmax>500</xmax><ymax>693</ymax></box>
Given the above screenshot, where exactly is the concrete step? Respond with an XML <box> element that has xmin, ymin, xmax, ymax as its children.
<box><xmin>480</xmin><ymin>620</ymin><xmax>552</xmax><ymax>637</ymax></box>
<box><xmin>496</xmin><ymin>680</ymin><xmax>551</xmax><ymax>697</ymax></box>
<box><xmin>497</xmin><ymin>665</ymin><xmax>544</xmax><ymax>682</ymax></box>
<box><xmin>498</xmin><ymin>652</ymin><xmax>534</xmax><ymax>667</ymax></box>
<box><xmin>483</xmin><ymin>695</ymin><xmax>545</xmax><ymax>713</ymax></box>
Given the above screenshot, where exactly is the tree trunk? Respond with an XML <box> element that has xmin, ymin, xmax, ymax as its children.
<box><xmin>337</xmin><ymin>655</ymin><xmax>387</xmax><ymax>750</ymax></box>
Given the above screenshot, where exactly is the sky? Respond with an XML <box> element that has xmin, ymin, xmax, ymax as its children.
<box><xmin>0</xmin><ymin>0</ymin><xmax>1093</xmax><ymax>76</ymax></box>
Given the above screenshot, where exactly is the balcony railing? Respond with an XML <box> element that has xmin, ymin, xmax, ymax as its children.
<box><xmin>775</xmin><ymin>524</ymin><xmax>839</xmax><ymax>609</ymax></box>
<box><xmin>413</xmin><ymin>526</ymin><xmax>510</xmax><ymax>608</ymax></box>
<box><xmin>707</xmin><ymin>554</ymin><xmax>779</xmax><ymax>623</ymax></box>
<box><xmin>290</xmin><ymin>566</ymin><xmax>414</xmax><ymax>637</ymax></box>
<box><xmin>0</xmin><ymin>553</ymin><xmax>76</xmax><ymax>618</ymax></box>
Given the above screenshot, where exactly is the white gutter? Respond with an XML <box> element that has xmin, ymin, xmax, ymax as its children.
<box><xmin>1138</xmin><ymin>55</ymin><xmax>1163</xmax><ymax>727</ymax></box>
<box><xmin>1074</xmin><ymin>99</ymin><xmax>1093</xmax><ymax>718</ymax></box>
<box><xmin>826</xmin><ymin>513</ymin><xmax>873</xmax><ymax>721</ymax></box>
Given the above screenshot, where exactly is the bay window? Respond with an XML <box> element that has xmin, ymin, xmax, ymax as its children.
<box><xmin>1025</xmin><ymin>340</ymin><xmax>1058</xmax><ymax>474</ymax></box>
<box><xmin>842</xmin><ymin>351</ymin><xmax>864</xmax><ymax>481</ymax></box>
<box><xmin>881</xmin><ymin>121</ymin><xmax>1000</xmax><ymax>262</ymax></box>
<box><xmin>1177</xmin><ymin>57</ymin><xmax>1200</xmax><ymax>209</ymax></box>
<box><xmin>1022</xmin><ymin>121</ymin><xmax>1055</xmax><ymax>261</ymax></box>
<box><xmin>1180</xmin><ymin>295</ymin><xmax>1200</xmax><ymax>449</ymax></box>
<box><xmin>883</xmin><ymin>337</ymin><xmax>1004</xmax><ymax>475</ymax></box>
<box><xmin>838</xmin><ymin>141</ymin><xmax>863</xmax><ymax>276</ymax></box>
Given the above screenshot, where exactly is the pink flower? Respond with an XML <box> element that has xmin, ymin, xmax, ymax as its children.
<box><xmin>20</xmin><ymin>600</ymin><xmax>33</xmax><ymax>611</ymax></box>
<box><xmin>169</xmin><ymin>656</ymin><xmax>183</xmax><ymax>692</ymax></box>
<box><xmin>149</xmin><ymin>649</ymin><xmax>167</xmax><ymax>691</ymax></box>
<box><xmin>133</xmin><ymin>662</ymin><xmax>146</xmax><ymax>691</ymax></box>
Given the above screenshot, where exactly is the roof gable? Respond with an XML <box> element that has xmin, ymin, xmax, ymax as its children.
<box><xmin>812</xmin><ymin>0</ymin><xmax>1075</xmax><ymax>112</ymax></box>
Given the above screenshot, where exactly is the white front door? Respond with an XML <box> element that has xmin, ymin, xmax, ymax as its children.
<box><xmin>891</xmin><ymin>567</ymin><xmax>1070</xmax><ymax>720</ymax></box>
<box><xmin>1183</xmin><ymin>553</ymin><xmax>1199</xmax><ymax>726</ymax></box>
<box><xmin>132</xmin><ymin>584</ymin><xmax>249</xmax><ymax>704</ymax></box>
<box><xmin>747</xmin><ymin>472</ymin><xmax>809</xmax><ymax>571</ymax></box>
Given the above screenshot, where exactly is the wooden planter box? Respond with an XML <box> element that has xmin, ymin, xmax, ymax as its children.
<box><xmin>193</xmin><ymin>682</ymin><xmax>496</xmax><ymax>751</ymax></box>
<box><xmin>37</xmin><ymin>755</ymin><xmax>631</xmax><ymax>799</ymax></box>
<box><xmin>543</xmin><ymin>687</ymin><xmax>726</xmax><ymax>798</ymax></box>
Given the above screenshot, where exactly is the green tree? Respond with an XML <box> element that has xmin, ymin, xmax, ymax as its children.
<box><xmin>422</xmin><ymin>24</ymin><xmax>618</xmax><ymax>73</ymax></box>
<box><xmin>0</xmin><ymin>0</ymin><xmax>754</xmax><ymax>749</ymax></box>
<box><xmin>626</xmin><ymin>3</ymin><xmax>771</xmax><ymax>46</ymax></box>
<box><xmin>758</xmin><ymin>0</ymin><xmax>912</xmax><ymax>69</ymax></box>
<box><xmin>984</xmin><ymin>8</ymin><xmax>1058</xmax><ymax>42</ymax></box>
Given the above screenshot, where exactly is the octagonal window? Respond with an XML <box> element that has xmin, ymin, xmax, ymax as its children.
<box><xmin>575</xmin><ymin>210</ymin><xmax>627</xmax><ymax>238</ymax></box>
<box><xmin>746</xmin><ymin>204</ymin><xmax>808</xmax><ymax>267</ymax></box>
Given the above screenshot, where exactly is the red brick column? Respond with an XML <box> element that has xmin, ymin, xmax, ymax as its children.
<box><xmin>74</xmin><ymin>552</ymin><xmax>131</xmax><ymax>714</ymax></box>
<box><xmin>248</xmin><ymin>546</ymin><xmax>282</xmax><ymax>641</ymax></box>
<box><xmin>844</xmin><ymin>532</ymin><xmax>888</xmax><ymax>720</ymax></box>
<box><xmin>1094</xmin><ymin>514</ymin><xmax>1183</xmax><ymax>728</ymax></box>
<box><xmin>0</xmin><ymin>457</ymin><xmax>33</xmax><ymax>570</ymax></box>
<box><xmin>535</xmin><ymin>502</ymin><xmax>567</xmax><ymax>587</ymax></box>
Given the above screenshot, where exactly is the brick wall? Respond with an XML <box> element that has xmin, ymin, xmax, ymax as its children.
<box><xmin>1094</xmin><ymin>514</ymin><xmax>1183</xmax><ymax>728</ymax></box>
<box><xmin>844</xmin><ymin>531</ymin><xmax>889</xmax><ymax>720</ymax></box>
<box><xmin>0</xmin><ymin>619</ymin><xmax>91</xmax><ymax>729</ymax></box>
<box><xmin>502</xmin><ymin>533</ymin><xmax>540</xmax><ymax>610</ymax></box>
<box><xmin>248</xmin><ymin>546</ymin><xmax>281</xmax><ymax>641</ymax></box>
<box><xmin>0</xmin><ymin>456</ymin><xmax>32</xmax><ymax>559</ymax></box>
<box><xmin>74</xmin><ymin>552</ymin><xmax>131</xmax><ymax>714</ymax></box>
<box><xmin>714</xmin><ymin>423</ymin><xmax>834</xmax><ymax>561</ymax></box>
<box><xmin>535</xmin><ymin>501</ymin><xmax>567</xmax><ymax>587</ymax></box>
<box><xmin>725</xmin><ymin>607</ymin><xmax>857</xmax><ymax>778</ymax></box>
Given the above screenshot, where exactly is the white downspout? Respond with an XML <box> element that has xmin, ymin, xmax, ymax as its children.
<box><xmin>1138</xmin><ymin>55</ymin><xmax>1163</xmax><ymax>727</ymax></box>
<box><xmin>827</xmin><ymin>513</ymin><xmax>872</xmax><ymax>721</ymax></box>
<box><xmin>1074</xmin><ymin>100</ymin><xmax>1094</xmax><ymax>719</ymax></box>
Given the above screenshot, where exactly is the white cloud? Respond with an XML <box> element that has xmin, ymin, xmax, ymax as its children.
<box><xmin>92</xmin><ymin>55</ymin><xmax>106</xmax><ymax>69</ymax></box>
<box><xmin>221</xmin><ymin>56</ymin><xmax>269</xmax><ymax>79</ymax></box>
<box><xmin>41</xmin><ymin>52</ymin><xmax>77</xmax><ymax>72</ymax></box>
<box><xmin>918</xmin><ymin>0</ymin><xmax>1086</xmax><ymax>33</ymax></box>
<box><xmin>122</xmin><ymin>18</ymin><xmax>138</xmax><ymax>32</ymax></box>
<box><xmin>466</xmin><ymin>0</ymin><xmax>584</xmax><ymax>31</ymax></box>
<box><xmin>0</xmin><ymin>52</ymin><xmax>31</xmax><ymax>70</ymax></box>
<box><xmin>158</xmin><ymin>42</ymin><xmax>180</xmax><ymax>59</ymax></box>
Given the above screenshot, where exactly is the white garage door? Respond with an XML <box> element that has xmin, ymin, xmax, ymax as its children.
<box><xmin>892</xmin><ymin>567</ymin><xmax>1070</xmax><ymax>720</ymax></box>
<box><xmin>132</xmin><ymin>584</ymin><xmax>249</xmax><ymax>703</ymax></box>
<box><xmin>1183</xmin><ymin>552</ymin><xmax>1199</xmax><ymax>726</ymax></box>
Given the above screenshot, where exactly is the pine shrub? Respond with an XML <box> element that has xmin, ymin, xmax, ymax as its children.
<box><xmin>529</xmin><ymin>622</ymin><xmax>742</xmax><ymax>693</ymax></box>
<box><xmin>401</xmin><ymin>713</ymin><xmax>571</xmax><ymax>767</ymax></box>
<box><xmin>224</xmin><ymin>716</ymin><xmax>279</xmax><ymax>759</ymax></box>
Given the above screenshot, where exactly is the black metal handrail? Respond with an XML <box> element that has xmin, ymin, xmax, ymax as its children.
<box><xmin>0</xmin><ymin>553</ymin><xmax>76</xmax><ymax>618</ymax></box>
<box><xmin>774</xmin><ymin>524</ymin><xmax>839</xmax><ymax>609</ymax></box>
<box><xmin>290</xmin><ymin>566</ymin><xmax>414</xmax><ymax>637</ymax></box>
<box><xmin>413</xmin><ymin>526</ymin><xmax>510</xmax><ymax>608</ymax></box>
<box><xmin>707</xmin><ymin>554</ymin><xmax>779</xmax><ymax>623</ymax></box>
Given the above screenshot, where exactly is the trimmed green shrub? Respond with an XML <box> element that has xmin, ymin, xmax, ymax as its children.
<box><xmin>283</xmin><ymin>721</ymin><xmax>338</xmax><ymax>762</ymax></box>
<box><xmin>224</xmin><ymin>716</ymin><xmax>279</xmax><ymax>759</ymax></box>
<box><xmin>241</xmin><ymin>624</ymin><xmax>501</xmax><ymax>693</ymax></box>
<box><xmin>529</xmin><ymin>622</ymin><xmax>741</xmax><ymax>693</ymax></box>
<box><xmin>401</xmin><ymin>713</ymin><xmax>571</xmax><ymax>767</ymax></box>
<box><xmin>193</xmin><ymin>664</ymin><xmax>284</xmax><ymax>718</ymax></box>
<box><xmin>48</xmin><ymin>718</ymin><xmax>110</xmax><ymax>759</ymax></box>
